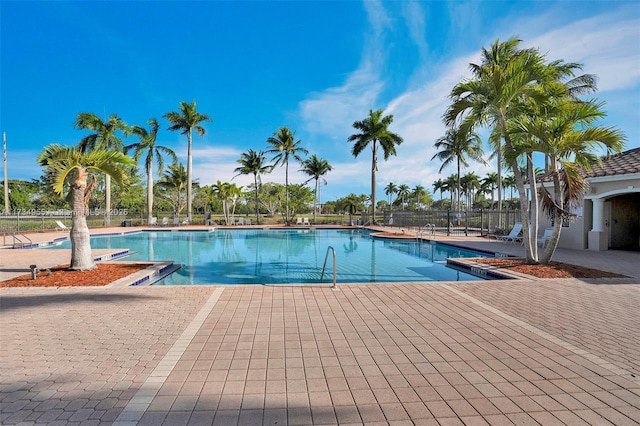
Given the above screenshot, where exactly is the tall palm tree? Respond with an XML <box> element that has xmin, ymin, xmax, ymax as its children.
<box><xmin>384</xmin><ymin>182</ymin><xmax>397</xmax><ymax>206</ymax></box>
<box><xmin>126</xmin><ymin>118</ymin><xmax>177</xmax><ymax>224</ymax></box>
<box><xmin>397</xmin><ymin>184</ymin><xmax>410</xmax><ymax>210</ymax></box>
<box><xmin>157</xmin><ymin>163</ymin><xmax>189</xmax><ymax>215</ymax></box>
<box><xmin>233</xmin><ymin>149</ymin><xmax>272</xmax><ymax>225</ymax></box>
<box><xmin>38</xmin><ymin>144</ymin><xmax>134</xmax><ymax>270</ymax></box>
<box><xmin>266</xmin><ymin>127</ymin><xmax>308</xmax><ymax>225</ymax></box>
<box><xmin>75</xmin><ymin>112</ymin><xmax>129</xmax><ymax>225</ymax></box>
<box><xmin>348</xmin><ymin>109</ymin><xmax>403</xmax><ymax>224</ymax></box>
<box><xmin>460</xmin><ymin>172</ymin><xmax>481</xmax><ymax>209</ymax></box>
<box><xmin>299</xmin><ymin>154</ymin><xmax>332</xmax><ymax>224</ymax></box>
<box><xmin>432</xmin><ymin>127</ymin><xmax>485</xmax><ymax>211</ymax></box>
<box><xmin>164</xmin><ymin>100</ymin><xmax>212</xmax><ymax>223</ymax></box>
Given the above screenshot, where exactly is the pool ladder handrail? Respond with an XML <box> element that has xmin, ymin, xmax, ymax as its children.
<box><xmin>320</xmin><ymin>246</ymin><xmax>337</xmax><ymax>288</ymax></box>
<box><xmin>416</xmin><ymin>224</ymin><xmax>436</xmax><ymax>241</ymax></box>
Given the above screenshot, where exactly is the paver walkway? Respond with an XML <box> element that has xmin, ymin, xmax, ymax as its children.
<box><xmin>1</xmin><ymin>228</ymin><xmax>639</xmax><ymax>425</ymax></box>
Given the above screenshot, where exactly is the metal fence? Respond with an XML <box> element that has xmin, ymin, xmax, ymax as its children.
<box><xmin>375</xmin><ymin>209</ymin><xmax>523</xmax><ymax>236</ymax></box>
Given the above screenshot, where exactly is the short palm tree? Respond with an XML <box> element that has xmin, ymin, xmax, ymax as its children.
<box><xmin>432</xmin><ymin>179</ymin><xmax>445</xmax><ymax>203</ymax></box>
<box><xmin>266</xmin><ymin>127</ymin><xmax>308</xmax><ymax>225</ymax></box>
<box><xmin>75</xmin><ymin>112</ymin><xmax>129</xmax><ymax>225</ymax></box>
<box><xmin>157</xmin><ymin>163</ymin><xmax>189</xmax><ymax>215</ymax></box>
<box><xmin>384</xmin><ymin>182</ymin><xmax>397</xmax><ymax>206</ymax></box>
<box><xmin>432</xmin><ymin>127</ymin><xmax>486</xmax><ymax>211</ymax></box>
<box><xmin>412</xmin><ymin>185</ymin><xmax>427</xmax><ymax>209</ymax></box>
<box><xmin>164</xmin><ymin>100</ymin><xmax>212</xmax><ymax>223</ymax></box>
<box><xmin>233</xmin><ymin>149</ymin><xmax>272</xmax><ymax>225</ymax></box>
<box><xmin>38</xmin><ymin>144</ymin><xmax>134</xmax><ymax>270</ymax></box>
<box><xmin>126</xmin><ymin>118</ymin><xmax>177</xmax><ymax>224</ymax></box>
<box><xmin>397</xmin><ymin>184</ymin><xmax>410</xmax><ymax>210</ymax></box>
<box><xmin>299</xmin><ymin>154</ymin><xmax>332</xmax><ymax>224</ymax></box>
<box><xmin>348</xmin><ymin>109</ymin><xmax>403</xmax><ymax>224</ymax></box>
<box><xmin>481</xmin><ymin>172</ymin><xmax>499</xmax><ymax>209</ymax></box>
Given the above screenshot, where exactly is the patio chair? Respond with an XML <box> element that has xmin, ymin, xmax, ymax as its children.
<box><xmin>55</xmin><ymin>220</ymin><xmax>69</xmax><ymax>232</ymax></box>
<box><xmin>538</xmin><ymin>228</ymin><xmax>554</xmax><ymax>248</ymax></box>
<box><xmin>237</xmin><ymin>217</ymin><xmax>244</xmax><ymax>226</ymax></box>
<box><xmin>173</xmin><ymin>217</ymin><xmax>179</xmax><ymax>226</ymax></box>
<box><xmin>149</xmin><ymin>217</ymin><xmax>158</xmax><ymax>226</ymax></box>
<box><xmin>182</xmin><ymin>217</ymin><xmax>190</xmax><ymax>225</ymax></box>
<box><xmin>303</xmin><ymin>217</ymin><xmax>310</xmax><ymax>226</ymax></box>
<box><xmin>296</xmin><ymin>217</ymin><xmax>303</xmax><ymax>225</ymax></box>
<box><xmin>245</xmin><ymin>218</ymin><xmax>251</xmax><ymax>225</ymax></box>
<box><xmin>161</xmin><ymin>217</ymin><xmax>169</xmax><ymax>226</ymax></box>
<box><xmin>496</xmin><ymin>222</ymin><xmax>523</xmax><ymax>244</ymax></box>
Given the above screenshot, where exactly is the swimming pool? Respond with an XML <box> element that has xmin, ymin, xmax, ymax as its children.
<box><xmin>54</xmin><ymin>229</ymin><xmax>489</xmax><ymax>284</ymax></box>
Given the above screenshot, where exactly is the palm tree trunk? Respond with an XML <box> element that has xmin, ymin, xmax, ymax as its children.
<box><xmin>147</xmin><ymin>162</ymin><xmax>153</xmax><ymax>224</ymax></box>
<box><xmin>104</xmin><ymin>174</ymin><xmax>111</xmax><ymax>226</ymax></box>
<box><xmin>186</xmin><ymin>130</ymin><xmax>193</xmax><ymax>222</ymax></box>
<box><xmin>497</xmin><ymin>140</ymin><xmax>502</xmax><ymax>212</ymax></box>
<box><xmin>456</xmin><ymin>159</ymin><xmax>461</xmax><ymax>212</ymax></box>
<box><xmin>70</xmin><ymin>168</ymin><xmax>96</xmax><ymax>270</ymax></box>
<box><xmin>314</xmin><ymin>178</ymin><xmax>319</xmax><ymax>225</ymax></box>
<box><xmin>254</xmin><ymin>173</ymin><xmax>259</xmax><ymax>225</ymax></box>
<box><xmin>371</xmin><ymin>142</ymin><xmax>377</xmax><ymax>224</ymax></box>
<box><xmin>285</xmin><ymin>163</ymin><xmax>289</xmax><ymax>225</ymax></box>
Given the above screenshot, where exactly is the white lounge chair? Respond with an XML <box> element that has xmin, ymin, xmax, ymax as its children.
<box><xmin>497</xmin><ymin>222</ymin><xmax>523</xmax><ymax>244</ymax></box>
<box><xmin>182</xmin><ymin>217</ymin><xmax>190</xmax><ymax>225</ymax></box>
<box><xmin>173</xmin><ymin>217</ymin><xmax>179</xmax><ymax>226</ymax></box>
<box><xmin>149</xmin><ymin>217</ymin><xmax>158</xmax><ymax>226</ymax></box>
<box><xmin>245</xmin><ymin>218</ymin><xmax>251</xmax><ymax>225</ymax></box>
<box><xmin>538</xmin><ymin>228</ymin><xmax>554</xmax><ymax>248</ymax></box>
<box><xmin>237</xmin><ymin>217</ymin><xmax>244</xmax><ymax>226</ymax></box>
<box><xmin>161</xmin><ymin>217</ymin><xmax>169</xmax><ymax>226</ymax></box>
<box><xmin>296</xmin><ymin>217</ymin><xmax>303</xmax><ymax>225</ymax></box>
<box><xmin>55</xmin><ymin>220</ymin><xmax>69</xmax><ymax>231</ymax></box>
<box><xmin>303</xmin><ymin>217</ymin><xmax>310</xmax><ymax>226</ymax></box>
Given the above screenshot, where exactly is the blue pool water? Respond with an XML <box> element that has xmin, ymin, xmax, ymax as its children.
<box><xmin>54</xmin><ymin>229</ymin><xmax>488</xmax><ymax>284</ymax></box>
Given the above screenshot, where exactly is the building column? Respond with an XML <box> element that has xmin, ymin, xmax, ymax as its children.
<box><xmin>588</xmin><ymin>198</ymin><xmax>607</xmax><ymax>251</ymax></box>
<box><xmin>591</xmin><ymin>198</ymin><xmax>605</xmax><ymax>232</ymax></box>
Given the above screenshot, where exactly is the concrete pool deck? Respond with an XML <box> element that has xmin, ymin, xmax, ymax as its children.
<box><xmin>1</xmin><ymin>226</ymin><xmax>639</xmax><ymax>425</ymax></box>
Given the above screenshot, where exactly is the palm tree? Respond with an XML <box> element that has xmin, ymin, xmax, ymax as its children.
<box><xmin>502</xmin><ymin>174</ymin><xmax>516</xmax><ymax>200</ymax></box>
<box><xmin>432</xmin><ymin>127</ymin><xmax>485</xmax><ymax>211</ymax></box>
<box><xmin>481</xmin><ymin>172</ymin><xmax>499</xmax><ymax>209</ymax></box>
<box><xmin>432</xmin><ymin>179</ymin><xmax>445</xmax><ymax>203</ymax></box>
<box><xmin>348</xmin><ymin>109</ymin><xmax>403</xmax><ymax>224</ymax></box>
<box><xmin>460</xmin><ymin>172</ymin><xmax>481</xmax><ymax>209</ymax></box>
<box><xmin>266</xmin><ymin>127</ymin><xmax>308</xmax><ymax>225</ymax></box>
<box><xmin>75</xmin><ymin>112</ymin><xmax>129</xmax><ymax>225</ymax></box>
<box><xmin>164</xmin><ymin>100</ymin><xmax>212</xmax><ymax>223</ymax></box>
<box><xmin>126</xmin><ymin>118</ymin><xmax>177</xmax><ymax>224</ymax></box>
<box><xmin>299</xmin><ymin>154</ymin><xmax>332</xmax><ymax>224</ymax></box>
<box><xmin>234</xmin><ymin>149</ymin><xmax>272</xmax><ymax>225</ymax></box>
<box><xmin>445</xmin><ymin>174</ymin><xmax>458</xmax><ymax>208</ymax></box>
<box><xmin>384</xmin><ymin>182</ymin><xmax>397</xmax><ymax>206</ymax></box>
<box><xmin>512</xmin><ymin>99</ymin><xmax>625</xmax><ymax>264</ymax></box>
<box><xmin>37</xmin><ymin>144</ymin><xmax>134</xmax><ymax>270</ymax></box>
<box><xmin>157</xmin><ymin>163</ymin><xmax>189</xmax><ymax>215</ymax></box>
<box><xmin>412</xmin><ymin>185</ymin><xmax>427</xmax><ymax>209</ymax></box>
<box><xmin>212</xmin><ymin>181</ymin><xmax>243</xmax><ymax>225</ymax></box>
<box><xmin>397</xmin><ymin>184</ymin><xmax>410</xmax><ymax>210</ymax></box>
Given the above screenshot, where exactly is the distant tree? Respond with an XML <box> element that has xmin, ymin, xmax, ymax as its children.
<box><xmin>164</xmin><ymin>100</ymin><xmax>212</xmax><ymax>222</ymax></box>
<box><xmin>348</xmin><ymin>109</ymin><xmax>403</xmax><ymax>224</ymax></box>
<box><xmin>266</xmin><ymin>127</ymin><xmax>308</xmax><ymax>225</ymax></box>
<box><xmin>234</xmin><ymin>149</ymin><xmax>272</xmax><ymax>224</ymax></box>
<box><xmin>126</xmin><ymin>118</ymin><xmax>177</xmax><ymax>223</ymax></box>
<box><xmin>397</xmin><ymin>184</ymin><xmax>410</xmax><ymax>210</ymax></box>
<box><xmin>432</xmin><ymin>178</ymin><xmax>445</xmax><ymax>203</ymax></box>
<box><xmin>157</xmin><ymin>163</ymin><xmax>189</xmax><ymax>215</ymax></box>
<box><xmin>384</xmin><ymin>182</ymin><xmax>397</xmax><ymax>206</ymax></box>
<box><xmin>300</xmin><ymin>154</ymin><xmax>332</xmax><ymax>224</ymax></box>
<box><xmin>38</xmin><ymin>144</ymin><xmax>133</xmax><ymax>270</ymax></box>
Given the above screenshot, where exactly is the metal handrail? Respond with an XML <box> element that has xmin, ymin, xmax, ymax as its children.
<box><xmin>416</xmin><ymin>224</ymin><xmax>436</xmax><ymax>241</ymax></box>
<box><xmin>320</xmin><ymin>246</ymin><xmax>337</xmax><ymax>288</ymax></box>
<box><xmin>12</xmin><ymin>232</ymin><xmax>33</xmax><ymax>249</ymax></box>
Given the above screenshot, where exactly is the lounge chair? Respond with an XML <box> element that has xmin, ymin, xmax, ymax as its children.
<box><xmin>173</xmin><ymin>217</ymin><xmax>179</xmax><ymax>226</ymax></box>
<box><xmin>182</xmin><ymin>218</ymin><xmax>190</xmax><ymax>225</ymax></box>
<box><xmin>237</xmin><ymin>217</ymin><xmax>244</xmax><ymax>226</ymax></box>
<box><xmin>497</xmin><ymin>222</ymin><xmax>523</xmax><ymax>244</ymax></box>
<box><xmin>245</xmin><ymin>218</ymin><xmax>251</xmax><ymax>225</ymax></box>
<box><xmin>149</xmin><ymin>217</ymin><xmax>158</xmax><ymax>226</ymax></box>
<box><xmin>303</xmin><ymin>217</ymin><xmax>310</xmax><ymax>226</ymax></box>
<box><xmin>55</xmin><ymin>220</ymin><xmax>69</xmax><ymax>231</ymax></box>
<box><xmin>161</xmin><ymin>217</ymin><xmax>169</xmax><ymax>226</ymax></box>
<box><xmin>296</xmin><ymin>217</ymin><xmax>303</xmax><ymax>225</ymax></box>
<box><xmin>538</xmin><ymin>228</ymin><xmax>554</xmax><ymax>248</ymax></box>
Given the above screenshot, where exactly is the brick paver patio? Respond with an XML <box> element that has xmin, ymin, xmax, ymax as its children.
<box><xmin>1</xmin><ymin>229</ymin><xmax>639</xmax><ymax>425</ymax></box>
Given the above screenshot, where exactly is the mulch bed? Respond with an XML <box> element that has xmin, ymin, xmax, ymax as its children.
<box><xmin>0</xmin><ymin>263</ymin><xmax>151</xmax><ymax>288</ymax></box>
<box><xmin>473</xmin><ymin>258</ymin><xmax>626</xmax><ymax>279</ymax></box>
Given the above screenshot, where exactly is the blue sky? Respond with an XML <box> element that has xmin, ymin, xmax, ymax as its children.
<box><xmin>1</xmin><ymin>0</ymin><xmax>639</xmax><ymax>204</ymax></box>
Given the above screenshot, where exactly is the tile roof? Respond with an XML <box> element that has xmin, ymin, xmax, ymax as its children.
<box><xmin>585</xmin><ymin>147</ymin><xmax>640</xmax><ymax>178</ymax></box>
